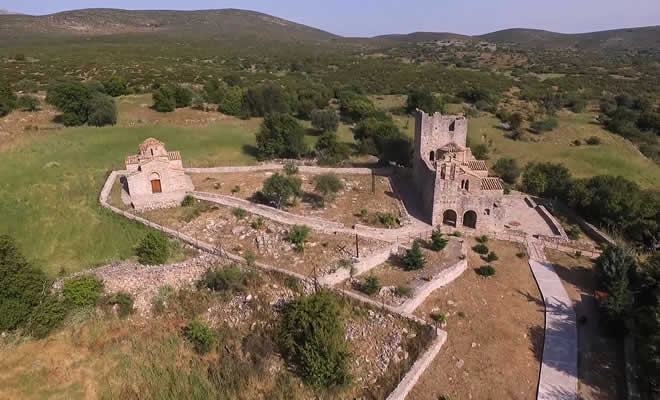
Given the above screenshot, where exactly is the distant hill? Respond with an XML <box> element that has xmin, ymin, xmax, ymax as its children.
<box><xmin>0</xmin><ymin>8</ymin><xmax>658</xmax><ymax>50</ymax></box>
<box><xmin>479</xmin><ymin>26</ymin><xmax>660</xmax><ymax>49</ymax></box>
<box><xmin>0</xmin><ymin>8</ymin><xmax>337</xmax><ymax>42</ymax></box>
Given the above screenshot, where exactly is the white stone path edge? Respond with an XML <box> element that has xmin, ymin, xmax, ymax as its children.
<box><xmin>99</xmin><ymin>171</ymin><xmax>448</xmax><ymax>400</ymax></box>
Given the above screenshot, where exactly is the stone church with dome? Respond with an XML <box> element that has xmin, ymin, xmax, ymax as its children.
<box><xmin>412</xmin><ymin>110</ymin><xmax>505</xmax><ymax>229</ymax></box>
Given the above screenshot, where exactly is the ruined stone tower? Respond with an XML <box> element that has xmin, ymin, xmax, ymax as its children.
<box><xmin>413</xmin><ymin>110</ymin><xmax>504</xmax><ymax>229</ymax></box>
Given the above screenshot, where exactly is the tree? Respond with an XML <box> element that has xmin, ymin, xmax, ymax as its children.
<box><xmin>16</xmin><ymin>95</ymin><xmax>40</xmax><ymax>112</ymax></box>
<box><xmin>0</xmin><ymin>80</ymin><xmax>17</xmax><ymax>117</ymax></box>
<box><xmin>241</xmin><ymin>85</ymin><xmax>291</xmax><ymax>118</ymax></box>
<box><xmin>173</xmin><ymin>86</ymin><xmax>193</xmax><ymax>108</ymax></box>
<box><xmin>314</xmin><ymin>174</ymin><xmax>343</xmax><ymax>205</ymax></box>
<box><xmin>87</xmin><ymin>93</ymin><xmax>117</xmax><ymax>127</ymax></box>
<box><xmin>46</xmin><ymin>80</ymin><xmax>92</xmax><ymax>125</ymax></box>
<box><xmin>340</xmin><ymin>94</ymin><xmax>377</xmax><ymax>122</ymax></box>
<box><xmin>135</xmin><ymin>231</ymin><xmax>170</xmax><ymax>265</ymax></box>
<box><xmin>256</xmin><ymin>113</ymin><xmax>307</xmax><ymax>159</ymax></box>
<box><xmin>218</xmin><ymin>86</ymin><xmax>243</xmax><ymax>116</ymax></box>
<box><xmin>287</xmin><ymin>225</ymin><xmax>311</xmax><ymax>253</ymax></box>
<box><xmin>354</xmin><ymin>117</ymin><xmax>412</xmax><ymax>166</ymax></box>
<box><xmin>202</xmin><ymin>79</ymin><xmax>226</xmax><ymax>104</ymax></box>
<box><xmin>151</xmin><ymin>85</ymin><xmax>176</xmax><ymax>112</ymax></box>
<box><xmin>521</xmin><ymin>162</ymin><xmax>571</xmax><ymax>199</ymax></box>
<box><xmin>279</xmin><ymin>291</ymin><xmax>352</xmax><ymax>389</ymax></box>
<box><xmin>493</xmin><ymin>158</ymin><xmax>521</xmax><ymax>184</ymax></box>
<box><xmin>430</xmin><ymin>231</ymin><xmax>448</xmax><ymax>251</ymax></box>
<box><xmin>595</xmin><ymin>245</ymin><xmax>636</xmax><ymax>324</ymax></box>
<box><xmin>0</xmin><ymin>235</ymin><xmax>48</xmax><ymax>331</ymax></box>
<box><xmin>406</xmin><ymin>88</ymin><xmax>444</xmax><ymax>114</ymax></box>
<box><xmin>402</xmin><ymin>241</ymin><xmax>427</xmax><ymax>271</ymax></box>
<box><xmin>470</xmin><ymin>143</ymin><xmax>489</xmax><ymax>160</ymax></box>
<box><xmin>102</xmin><ymin>76</ymin><xmax>129</xmax><ymax>97</ymax></box>
<box><xmin>315</xmin><ymin>132</ymin><xmax>351</xmax><ymax>166</ymax></box>
<box><xmin>310</xmin><ymin>109</ymin><xmax>339</xmax><ymax>133</ymax></box>
<box><xmin>260</xmin><ymin>173</ymin><xmax>302</xmax><ymax>209</ymax></box>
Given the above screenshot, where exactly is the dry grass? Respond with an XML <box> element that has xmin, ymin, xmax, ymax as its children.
<box><xmin>409</xmin><ymin>239</ymin><xmax>543</xmax><ymax>400</ymax></box>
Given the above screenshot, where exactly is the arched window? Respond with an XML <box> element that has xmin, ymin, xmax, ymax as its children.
<box><xmin>150</xmin><ymin>149</ymin><xmax>154</xmax><ymax>156</ymax></box>
<box><xmin>430</xmin><ymin>151</ymin><xmax>435</xmax><ymax>161</ymax></box>
<box><xmin>449</xmin><ymin>121</ymin><xmax>456</xmax><ymax>132</ymax></box>
<box><xmin>465</xmin><ymin>180</ymin><xmax>470</xmax><ymax>191</ymax></box>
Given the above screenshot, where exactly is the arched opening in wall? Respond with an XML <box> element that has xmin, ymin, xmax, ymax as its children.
<box><xmin>150</xmin><ymin>172</ymin><xmax>162</xmax><ymax>194</ymax></box>
<box><xmin>449</xmin><ymin>121</ymin><xmax>456</xmax><ymax>132</ymax></box>
<box><xmin>465</xmin><ymin>180</ymin><xmax>470</xmax><ymax>191</ymax></box>
<box><xmin>442</xmin><ymin>210</ymin><xmax>458</xmax><ymax>227</ymax></box>
<box><xmin>463</xmin><ymin>210</ymin><xmax>477</xmax><ymax>229</ymax></box>
<box><xmin>430</xmin><ymin>151</ymin><xmax>435</xmax><ymax>161</ymax></box>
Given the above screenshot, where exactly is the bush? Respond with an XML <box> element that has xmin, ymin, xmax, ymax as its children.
<box><xmin>493</xmin><ymin>158</ymin><xmax>521</xmax><ymax>184</ymax></box>
<box><xmin>573</xmin><ymin>139</ymin><xmax>582</xmax><ymax>146</ymax></box>
<box><xmin>470</xmin><ymin>143</ymin><xmax>489</xmax><ymax>160</ymax></box>
<box><xmin>287</xmin><ymin>225</ymin><xmax>311</xmax><ymax>253</ymax></box>
<box><xmin>530</xmin><ymin>118</ymin><xmax>558</xmax><ymax>133</ymax></box>
<box><xmin>27</xmin><ymin>296</ymin><xmax>67</xmax><ymax>339</ymax></box>
<box><xmin>62</xmin><ymin>276</ymin><xmax>104</xmax><ymax>307</ymax></box>
<box><xmin>361</xmin><ymin>275</ymin><xmax>380</xmax><ymax>295</ymax></box>
<box><xmin>477</xmin><ymin>265</ymin><xmax>496</xmax><ymax>277</ymax></box>
<box><xmin>0</xmin><ymin>80</ymin><xmax>17</xmax><ymax>117</ymax></box>
<box><xmin>403</xmin><ymin>241</ymin><xmax>427</xmax><ymax>271</ymax></box>
<box><xmin>183</xmin><ymin>320</ymin><xmax>216</xmax><ymax>354</ymax></box>
<box><xmin>310</xmin><ymin>108</ymin><xmax>339</xmax><ymax>133</ymax></box>
<box><xmin>430</xmin><ymin>231</ymin><xmax>448</xmax><ymax>251</ymax></box>
<box><xmin>406</xmin><ymin>88</ymin><xmax>445</xmax><ymax>114</ymax></box>
<box><xmin>516</xmin><ymin>252</ymin><xmax>527</xmax><ymax>258</ymax></box>
<box><xmin>260</xmin><ymin>173</ymin><xmax>302</xmax><ymax>209</ymax></box>
<box><xmin>379</xmin><ymin>213</ymin><xmax>399</xmax><ymax>228</ymax></box>
<box><xmin>586</xmin><ymin>136</ymin><xmax>601</xmax><ymax>145</ymax></box>
<box><xmin>106</xmin><ymin>292</ymin><xmax>135</xmax><ymax>318</ymax></box>
<box><xmin>231</xmin><ymin>185</ymin><xmax>241</xmax><ymax>194</ymax></box>
<box><xmin>251</xmin><ymin>216</ymin><xmax>265</xmax><ymax>230</ymax></box>
<box><xmin>197</xmin><ymin>264</ymin><xmax>251</xmax><ymax>294</ymax></box>
<box><xmin>314</xmin><ymin>173</ymin><xmax>343</xmax><ymax>205</ymax></box>
<box><xmin>152</xmin><ymin>85</ymin><xmax>177</xmax><ymax>112</ymax></box>
<box><xmin>566</xmin><ymin>225</ymin><xmax>581</xmax><ymax>240</ymax></box>
<box><xmin>315</xmin><ymin>133</ymin><xmax>351</xmax><ymax>166</ymax></box>
<box><xmin>46</xmin><ymin>80</ymin><xmax>92</xmax><ymax>125</ymax></box>
<box><xmin>256</xmin><ymin>113</ymin><xmax>307</xmax><ymax>159</ymax></box>
<box><xmin>283</xmin><ymin>161</ymin><xmax>299</xmax><ymax>176</ymax></box>
<box><xmin>521</xmin><ymin>162</ymin><xmax>571</xmax><ymax>199</ymax></box>
<box><xmin>232</xmin><ymin>208</ymin><xmax>247</xmax><ymax>219</ymax></box>
<box><xmin>136</xmin><ymin>231</ymin><xmax>170</xmax><ymax>265</ymax></box>
<box><xmin>16</xmin><ymin>95</ymin><xmax>40</xmax><ymax>111</ymax></box>
<box><xmin>102</xmin><ymin>76</ymin><xmax>129</xmax><ymax>97</ymax></box>
<box><xmin>87</xmin><ymin>93</ymin><xmax>117</xmax><ymax>127</ymax></box>
<box><xmin>395</xmin><ymin>285</ymin><xmax>413</xmax><ymax>298</ymax></box>
<box><xmin>0</xmin><ymin>235</ymin><xmax>49</xmax><ymax>331</ymax></box>
<box><xmin>484</xmin><ymin>251</ymin><xmax>499</xmax><ymax>263</ymax></box>
<box><xmin>430</xmin><ymin>312</ymin><xmax>446</xmax><ymax>324</ymax></box>
<box><xmin>472</xmin><ymin>244</ymin><xmax>489</xmax><ymax>255</ymax></box>
<box><xmin>279</xmin><ymin>291</ymin><xmax>352</xmax><ymax>389</ymax></box>
<box><xmin>218</xmin><ymin>86</ymin><xmax>243</xmax><ymax>116</ymax></box>
<box><xmin>181</xmin><ymin>194</ymin><xmax>195</xmax><ymax>207</ymax></box>
<box><xmin>476</xmin><ymin>235</ymin><xmax>489</xmax><ymax>244</ymax></box>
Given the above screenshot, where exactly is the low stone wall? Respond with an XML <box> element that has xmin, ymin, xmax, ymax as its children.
<box><xmin>576</xmin><ymin>219</ymin><xmax>616</xmax><ymax>247</ymax></box>
<box><xmin>535</xmin><ymin>205</ymin><xmax>568</xmax><ymax>238</ymax></box>
<box><xmin>320</xmin><ymin>243</ymin><xmax>400</xmax><ymax>287</ymax></box>
<box><xmin>185</xmin><ymin>165</ymin><xmax>394</xmax><ymax>176</ymax></box>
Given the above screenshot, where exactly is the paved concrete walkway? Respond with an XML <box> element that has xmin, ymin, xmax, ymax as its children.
<box><xmin>527</xmin><ymin>240</ymin><xmax>579</xmax><ymax>400</ymax></box>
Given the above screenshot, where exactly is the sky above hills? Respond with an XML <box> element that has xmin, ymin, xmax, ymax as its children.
<box><xmin>9</xmin><ymin>0</ymin><xmax>660</xmax><ymax>36</ymax></box>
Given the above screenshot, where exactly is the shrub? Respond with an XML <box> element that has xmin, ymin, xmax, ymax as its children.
<box><xmin>232</xmin><ymin>208</ymin><xmax>247</xmax><ymax>219</ymax></box>
<box><xmin>152</xmin><ymin>85</ymin><xmax>177</xmax><ymax>112</ymax></box>
<box><xmin>260</xmin><ymin>173</ymin><xmax>302</xmax><ymax>209</ymax></box>
<box><xmin>566</xmin><ymin>225</ymin><xmax>581</xmax><ymax>240</ymax></box>
<box><xmin>315</xmin><ymin>133</ymin><xmax>351</xmax><ymax>166</ymax></box>
<box><xmin>244</xmin><ymin>251</ymin><xmax>257</xmax><ymax>268</ymax></box>
<box><xmin>16</xmin><ymin>95</ymin><xmax>40</xmax><ymax>111</ymax></box>
<box><xmin>430</xmin><ymin>312</ymin><xmax>446</xmax><ymax>324</ymax></box>
<box><xmin>430</xmin><ymin>231</ymin><xmax>448</xmax><ymax>251</ymax></box>
<box><xmin>586</xmin><ymin>136</ymin><xmax>601</xmax><ymax>145</ymax></box>
<box><xmin>62</xmin><ymin>276</ymin><xmax>104</xmax><ymax>307</ymax></box>
<box><xmin>573</xmin><ymin>139</ymin><xmax>582</xmax><ymax>146</ymax></box>
<box><xmin>310</xmin><ymin>108</ymin><xmax>339</xmax><ymax>133</ymax></box>
<box><xmin>218</xmin><ymin>86</ymin><xmax>243</xmax><ymax>116</ymax></box>
<box><xmin>283</xmin><ymin>161</ymin><xmax>299</xmax><ymax>176</ymax></box>
<box><xmin>256</xmin><ymin>113</ymin><xmax>307</xmax><ymax>159</ymax></box>
<box><xmin>287</xmin><ymin>225</ymin><xmax>311</xmax><ymax>253</ymax></box>
<box><xmin>279</xmin><ymin>291</ymin><xmax>352</xmax><ymax>389</ymax></box>
<box><xmin>0</xmin><ymin>235</ymin><xmax>49</xmax><ymax>331</ymax></box>
<box><xmin>198</xmin><ymin>264</ymin><xmax>251</xmax><ymax>294</ymax></box>
<box><xmin>251</xmin><ymin>216</ymin><xmax>265</xmax><ymax>230</ymax></box>
<box><xmin>516</xmin><ymin>252</ymin><xmax>527</xmax><ymax>258</ymax></box>
<box><xmin>406</xmin><ymin>88</ymin><xmax>445</xmax><ymax>114</ymax></box>
<box><xmin>27</xmin><ymin>296</ymin><xmax>67</xmax><ymax>339</ymax></box>
<box><xmin>395</xmin><ymin>286</ymin><xmax>414</xmax><ymax>298</ymax></box>
<box><xmin>476</xmin><ymin>235</ymin><xmax>489</xmax><ymax>244</ymax></box>
<box><xmin>472</xmin><ymin>244</ymin><xmax>489</xmax><ymax>255</ymax></box>
<box><xmin>101</xmin><ymin>76</ymin><xmax>129</xmax><ymax>97</ymax></box>
<box><xmin>231</xmin><ymin>185</ymin><xmax>241</xmax><ymax>194</ymax></box>
<box><xmin>477</xmin><ymin>265</ymin><xmax>496</xmax><ymax>277</ymax></box>
<box><xmin>403</xmin><ymin>241</ymin><xmax>427</xmax><ymax>271</ymax></box>
<box><xmin>314</xmin><ymin>173</ymin><xmax>343</xmax><ymax>205</ymax></box>
<box><xmin>183</xmin><ymin>320</ymin><xmax>216</xmax><ymax>354</ymax></box>
<box><xmin>0</xmin><ymin>80</ymin><xmax>16</xmax><ymax>117</ymax></box>
<box><xmin>361</xmin><ymin>275</ymin><xmax>380</xmax><ymax>295</ymax></box>
<box><xmin>530</xmin><ymin>118</ymin><xmax>558</xmax><ymax>133</ymax></box>
<box><xmin>106</xmin><ymin>292</ymin><xmax>135</xmax><ymax>318</ymax></box>
<box><xmin>493</xmin><ymin>158</ymin><xmax>521</xmax><ymax>184</ymax></box>
<box><xmin>471</xmin><ymin>143</ymin><xmax>489</xmax><ymax>160</ymax></box>
<box><xmin>379</xmin><ymin>213</ymin><xmax>399</xmax><ymax>228</ymax></box>
<box><xmin>484</xmin><ymin>251</ymin><xmax>499</xmax><ymax>263</ymax></box>
<box><xmin>181</xmin><ymin>195</ymin><xmax>195</xmax><ymax>207</ymax></box>
<box><xmin>136</xmin><ymin>231</ymin><xmax>170</xmax><ymax>265</ymax></box>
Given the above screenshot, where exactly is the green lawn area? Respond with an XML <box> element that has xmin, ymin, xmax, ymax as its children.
<box><xmin>0</xmin><ymin>114</ymin><xmax>356</xmax><ymax>276</ymax></box>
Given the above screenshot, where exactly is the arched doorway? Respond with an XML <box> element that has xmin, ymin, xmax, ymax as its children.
<box><xmin>463</xmin><ymin>210</ymin><xmax>477</xmax><ymax>229</ymax></box>
<box><xmin>429</xmin><ymin>151</ymin><xmax>435</xmax><ymax>161</ymax></box>
<box><xmin>150</xmin><ymin>172</ymin><xmax>162</xmax><ymax>194</ymax></box>
<box><xmin>443</xmin><ymin>210</ymin><xmax>457</xmax><ymax>227</ymax></box>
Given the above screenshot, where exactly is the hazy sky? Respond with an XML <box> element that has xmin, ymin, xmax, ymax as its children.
<box><xmin>8</xmin><ymin>0</ymin><xmax>660</xmax><ymax>36</ymax></box>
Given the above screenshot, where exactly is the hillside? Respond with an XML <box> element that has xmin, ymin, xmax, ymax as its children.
<box><xmin>479</xmin><ymin>26</ymin><xmax>660</xmax><ymax>49</ymax></box>
<box><xmin>0</xmin><ymin>8</ymin><xmax>337</xmax><ymax>42</ymax></box>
